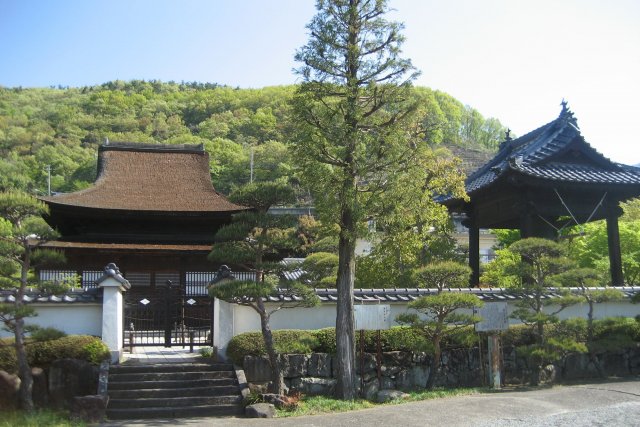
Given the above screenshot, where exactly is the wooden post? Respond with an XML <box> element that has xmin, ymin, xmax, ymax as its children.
<box><xmin>469</xmin><ymin>224</ymin><xmax>480</xmax><ymax>287</ymax></box>
<box><xmin>359</xmin><ymin>329</ymin><xmax>365</xmax><ymax>397</ymax></box>
<box><xmin>606</xmin><ymin>207</ymin><xmax>624</xmax><ymax>286</ymax></box>
<box><xmin>487</xmin><ymin>334</ymin><xmax>501</xmax><ymax>389</ymax></box>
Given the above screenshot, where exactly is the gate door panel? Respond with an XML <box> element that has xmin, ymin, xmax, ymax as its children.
<box><xmin>123</xmin><ymin>284</ymin><xmax>213</xmax><ymax>348</ymax></box>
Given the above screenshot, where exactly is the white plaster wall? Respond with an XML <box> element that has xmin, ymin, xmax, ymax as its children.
<box><xmin>0</xmin><ymin>304</ymin><xmax>102</xmax><ymax>338</ymax></box>
<box><xmin>225</xmin><ymin>299</ymin><xmax>640</xmax><ymax>338</ymax></box>
<box><xmin>214</xmin><ymin>298</ymin><xmax>235</xmax><ymax>354</ymax></box>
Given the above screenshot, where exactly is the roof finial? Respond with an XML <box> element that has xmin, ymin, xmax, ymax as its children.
<box><xmin>560</xmin><ymin>99</ymin><xmax>569</xmax><ymax>115</ymax></box>
<box><xmin>499</xmin><ymin>128</ymin><xmax>513</xmax><ymax>151</ymax></box>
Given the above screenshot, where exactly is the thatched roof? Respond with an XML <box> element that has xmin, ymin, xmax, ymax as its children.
<box><xmin>41</xmin><ymin>142</ymin><xmax>246</xmax><ymax>213</ymax></box>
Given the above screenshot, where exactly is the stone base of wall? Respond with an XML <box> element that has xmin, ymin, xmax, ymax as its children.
<box><xmin>243</xmin><ymin>346</ymin><xmax>640</xmax><ymax>396</ymax></box>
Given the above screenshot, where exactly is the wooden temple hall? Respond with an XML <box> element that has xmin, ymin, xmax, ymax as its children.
<box><xmin>38</xmin><ymin>142</ymin><xmax>249</xmax><ymax>295</ymax></box>
<box><xmin>443</xmin><ymin>103</ymin><xmax>640</xmax><ymax>286</ymax></box>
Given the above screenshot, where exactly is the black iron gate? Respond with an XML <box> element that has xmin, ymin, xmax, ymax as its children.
<box><xmin>123</xmin><ymin>283</ymin><xmax>213</xmax><ymax>348</ymax></box>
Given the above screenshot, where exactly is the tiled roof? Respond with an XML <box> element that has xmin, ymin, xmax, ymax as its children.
<box><xmin>314</xmin><ymin>286</ymin><xmax>640</xmax><ymax>303</ymax></box>
<box><xmin>0</xmin><ymin>290</ymin><xmax>101</xmax><ymax>304</ymax></box>
<box><xmin>512</xmin><ymin>162</ymin><xmax>640</xmax><ymax>184</ymax></box>
<box><xmin>461</xmin><ymin>106</ymin><xmax>640</xmax><ymax>196</ymax></box>
<box><xmin>40</xmin><ymin>240</ymin><xmax>212</xmax><ymax>252</ymax></box>
<box><xmin>3</xmin><ymin>286</ymin><xmax>638</xmax><ymax>305</ymax></box>
<box><xmin>40</xmin><ymin>142</ymin><xmax>247</xmax><ymax>213</ymax></box>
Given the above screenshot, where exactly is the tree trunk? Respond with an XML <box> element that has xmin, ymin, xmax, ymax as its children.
<box><xmin>586</xmin><ymin>298</ymin><xmax>604</xmax><ymax>377</ymax></box>
<box><xmin>15</xmin><ymin>245</ymin><xmax>34</xmax><ymax>411</ymax></box>
<box><xmin>256</xmin><ymin>299</ymin><xmax>284</xmax><ymax>395</ymax></box>
<box><xmin>14</xmin><ymin>318</ymin><xmax>34</xmax><ymax>411</ymax></box>
<box><xmin>426</xmin><ymin>337</ymin><xmax>441</xmax><ymax>389</ymax></box>
<box><xmin>334</xmin><ymin>221</ymin><xmax>357</xmax><ymax>400</ymax></box>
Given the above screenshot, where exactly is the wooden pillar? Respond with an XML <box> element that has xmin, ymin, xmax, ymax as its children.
<box><xmin>606</xmin><ymin>205</ymin><xmax>624</xmax><ymax>286</ymax></box>
<box><xmin>469</xmin><ymin>224</ymin><xmax>480</xmax><ymax>287</ymax></box>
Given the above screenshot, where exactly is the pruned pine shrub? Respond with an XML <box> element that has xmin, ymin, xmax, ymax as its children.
<box><xmin>227</xmin><ymin>330</ymin><xmax>319</xmax><ymax>366</ymax></box>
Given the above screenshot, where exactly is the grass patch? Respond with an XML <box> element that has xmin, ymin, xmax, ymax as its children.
<box><xmin>404</xmin><ymin>387</ymin><xmax>480</xmax><ymax>402</ymax></box>
<box><xmin>276</xmin><ymin>387</ymin><xmax>481</xmax><ymax>417</ymax></box>
<box><xmin>0</xmin><ymin>410</ymin><xmax>84</xmax><ymax>427</ymax></box>
<box><xmin>277</xmin><ymin>396</ymin><xmax>375</xmax><ymax>417</ymax></box>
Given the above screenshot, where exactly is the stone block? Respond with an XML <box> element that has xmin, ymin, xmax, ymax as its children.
<box><xmin>308</xmin><ymin>353</ymin><xmax>332</xmax><ymax>377</ymax></box>
<box><xmin>282</xmin><ymin>354</ymin><xmax>308</xmax><ymax>378</ymax></box>
<box><xmin>375</xmin><ymin>389</ymin><xmax>409</xmax><ymax>403</ymax></box>
<box><xmin>31</xmin><ymin>367</ymin><xmax>48</xmax><ymax>408</ymax></box>
<box><xmin>355</xmin><ymin>353</ymin><xmax>377</xmax><ymax>373</ymax></box>
<box><xmin>289</xmin><ymin>377</ymin><xmax>336</xmax><ymax>396</ymax></box>
<box><xmin>243</xmin><ymin>356</ymin><xmax>272</xmax><ymax>383</ymax></box>
<box><xmin>70</xmin><ymin>394</ymin><xmax>108</xmax><ymax>423</ymax></box>
<box><xmin>245</xmin><ymin>403</ymin><xmax>276</xmax><ymax>418</ymax></box>
<box><xmin>363</xmin><ymin>379</ymin><xmax>380</xmax><ymax>401</ymax></box>
<box><xmin>382</xmin><ymin>351</ymin><xmax>412</xmax><ymax>367</ymax></box>
<box><xmin>48</xmin><ymin>359</ymin><xmax>99</xmax><ymax>409</ymax></box>
<box><xmin>396</xmin><ymin>366</ymin><xmax>428</xmax><ymax>390</ymax></box>
<box><xmin>0</xmin><ymin>370</ymin><xmax>20</xmax><ymax>410</ymax></box>
<box><xmin>602</xmin><ymin>352</ymin><xmax>630</xmax><ymax>377</ymax></box>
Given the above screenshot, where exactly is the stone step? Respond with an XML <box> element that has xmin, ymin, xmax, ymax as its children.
<box><xmin>109</xmin><ymin>384</ymin><xmax>241</xmax><ymax>399</ymax></box>
<box><xmin>109</xmin><ymin>370</ymin><xmax>234</xmax><ymax>382</ymax></box>
<box><xmin>111</xmin><ymin>362</ymin><xmax>234</xmax><ymax>374</ymax></box>
<box><xmin>107</xmin><ymin>378</ymin><xmax>238</xmax><ymax>391</ymax></box>
<box><xmin>106</xmin><ymin>404</ymin><xmax>244</xmax><ymax>420</ymax></box>
<box><xmin>108</xmin><ymin>395</ymin><xmax>242</xmax><ymax>409</ymax></box>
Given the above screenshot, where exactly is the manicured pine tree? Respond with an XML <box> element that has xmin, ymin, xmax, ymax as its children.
<box><xmin>0</xmin><ymin>192</ymin><xmax>72</xmax><ymax>411</ymax></box>
<box><xmin>207</xmin><ymin>180</ymin><xmax>318</xmax><ymax>395</ymax></box>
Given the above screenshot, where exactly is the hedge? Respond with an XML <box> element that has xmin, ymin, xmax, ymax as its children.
<box><xmin>0</xmin><ymin>335</ymin><xmax>110</xmax><ymax>374</ymax></box>
<box><xmin>227</xmin><ymin>317</ymin><xmax>640</xmax><ymax>367</ymax></box>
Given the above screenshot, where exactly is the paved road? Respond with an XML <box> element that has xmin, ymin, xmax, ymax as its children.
<box><xmin>102</xmin><ymin>378</ymin><xmax>640</xmax><ymax>427</ymax></box>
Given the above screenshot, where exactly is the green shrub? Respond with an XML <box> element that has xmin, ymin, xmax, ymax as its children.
<box><xmin>501</xmin><ymin>324</ymin><xmax>538</xmax><ymax>347</ymax></box>
<box><xmin>314</xmin><ymin>328</ymin><xmax>336</xmax><ymax>353</ymax></box>
<box><xmin>590</xmin><ymin>317</ymin><xmax>640</xmax><ymax>352</ymax></box>
<box><xmin>0</xmin><ymin>335</ymin><xmax>109</xmax><ymax>373</ymax></box>
<box><xmin>378</xmin><ymin>327</ymin><xmax>430</xmax><ymax>353</ymax></box>
<box><xmin>552</xmin><ymin>318</ymin><xmax>588</xmax><ymax>342</ymax></box>
<box><xmin>227</xmin><ymin>330</ymin><xmax>319</xmax><ymax>366</ymax></box>
<box><xmin>81</xmin><ymin>339</ymin><xmax>111</xmax><ymax>364</ymax></box>
<box><xmin>0</xmin><ymin>338</ymin><xmax>17</xmax><ymax>373</ymax></box>
<box><xmin>29</xmin><ymin>335</ymin><xmax>110</xmax><ymax>367</ymax></box>
<box><xmin>227</xmin><ymin>332</ymin><xmax>264</xmax><ymax>366</ymax></box>
<box><xmin>274</xmin><ymin>330</ymin><xmax>319</xmax><ymax>355</ymax></box>
<box><xmin>227</xmin><ymin>317</ymin><xmax>640</xmax><ymax>367</ymax></box>
<box><xmin>29</xmin><ymin>326</ymin><xmax>67</xmax><ymax>342</ymax></box>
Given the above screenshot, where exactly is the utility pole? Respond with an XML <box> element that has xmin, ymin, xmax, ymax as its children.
<box><xmin>250</xmin><ymin>147</ymin><xmax>254</xmax><ymax>183</ymax></box>
<box><xmin>45</xmin><ymin>165</ymin><xmax>51</xmax><ymax>196</ymax></box>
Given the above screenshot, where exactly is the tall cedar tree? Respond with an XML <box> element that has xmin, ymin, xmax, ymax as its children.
<box><xmin>293</xmin><ymin>0</ymin><xmax>465</xmax><ymax>398</ymax></box>
<box><xmin>0</xmin><ymin>192</ymin><xmax>68</xmax><ymax>411</ymax></box>
<box><xmin>207</xmin><ymin>181</ymin><xmax>318</xmax><ymax>394</ymax></box>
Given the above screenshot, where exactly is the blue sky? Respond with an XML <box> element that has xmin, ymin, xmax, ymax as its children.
<box><xmin>2</xmin><ymin>0</ymin><xmax>640</xmax><ymax>164</ymax></box>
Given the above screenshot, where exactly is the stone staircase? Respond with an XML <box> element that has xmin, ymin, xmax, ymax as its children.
<box><xmin>106</xmin><ymin>362</ymin><xmax>245</xmax><ymax>419</ymax></box>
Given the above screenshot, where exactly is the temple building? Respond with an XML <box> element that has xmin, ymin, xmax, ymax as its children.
<box><xmin>442</xmin><ymin>103</ymin><xmax>640</xmax><ymax>286</ymax></box>
<box><xmin>38</xmin><ymin>142</ymin><xmax>247</xmax><ymax>294</ymax></box>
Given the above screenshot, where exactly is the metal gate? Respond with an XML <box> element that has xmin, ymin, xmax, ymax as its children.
<box><xmin>123</xmin><ymin>283</ymin><xmax>213</xmax><ymax>348</ymax></box>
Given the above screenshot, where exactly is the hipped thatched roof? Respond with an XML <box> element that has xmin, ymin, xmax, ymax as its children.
<box><xmin>41</xmin><ymin>142</ymin><xmax>246</xmax><ymax>213</ymax></box>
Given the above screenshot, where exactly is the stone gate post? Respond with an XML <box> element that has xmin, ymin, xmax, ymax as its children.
<box><xmin>96</xmin><ymin>263</ymin><xmax>130</xmax><ymax>363</ymax></box>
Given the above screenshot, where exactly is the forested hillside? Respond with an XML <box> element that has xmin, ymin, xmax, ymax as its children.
<box><xmin>0</xmin><ymin>80</ymin><xmax>505</xmax><ymax>197</ymax></box>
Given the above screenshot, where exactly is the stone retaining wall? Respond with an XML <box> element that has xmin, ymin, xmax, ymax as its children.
<box><xmin>243</xmin><ymin>346</ymin><xmax>640</xmax><ymax>397</ymax></box>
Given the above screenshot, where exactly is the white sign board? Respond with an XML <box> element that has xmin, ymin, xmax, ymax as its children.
<box><xmin>475</xmin><ymin>302</ymin><xmax>509</xmax><ymax>332</ymax></box>
<box><xmin>354</xmin><ymin>305</ymin><xmax>391</xmax><ymax>330</ymax></box>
